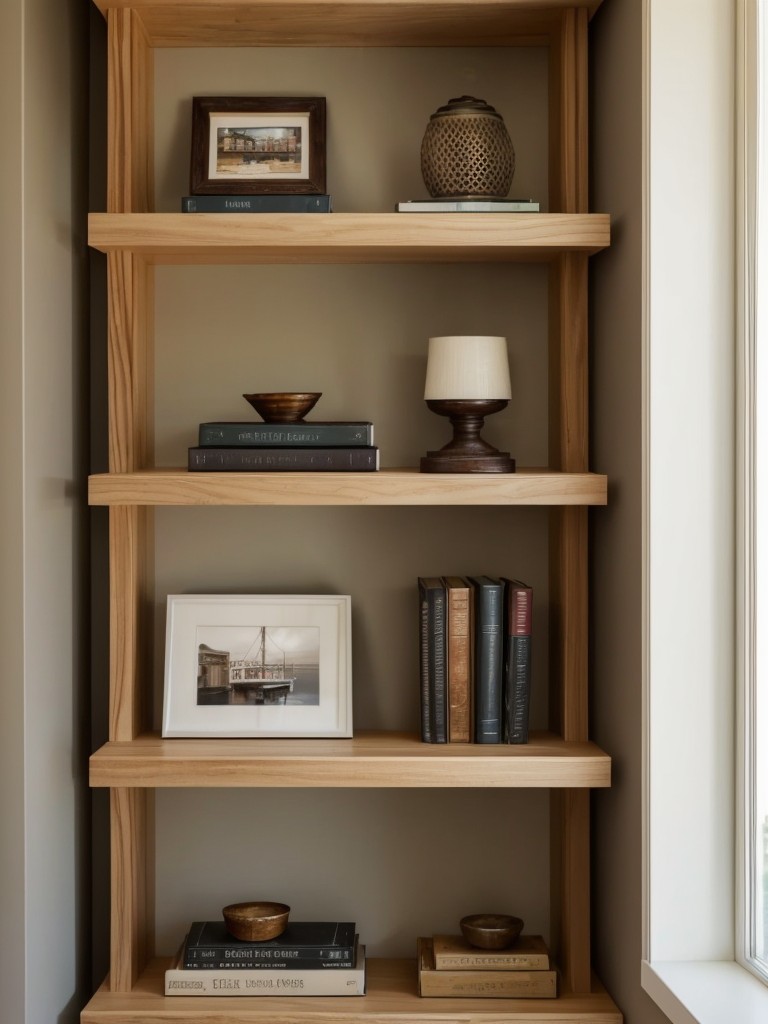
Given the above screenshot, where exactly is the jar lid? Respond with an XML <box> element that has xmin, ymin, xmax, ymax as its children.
<box><xmin>430</xmin><ymin>95</ymin><xmax>503</xmax><ymax>119</ymax></box>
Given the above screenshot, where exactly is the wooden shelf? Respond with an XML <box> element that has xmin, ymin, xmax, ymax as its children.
<box><xmin>87</xmin><ymin>213</ymin><xmax>610</xmax><ymax>265</ymax></box>
<box><xmin>89</xmin><ymin>731</ymin><xmax>611</xmax><ymax>788</ymax></box>
<box><xmin>88</xmin><ymin>468</ymin><xmax>608</xmax><ymax>507</ymax></box>
<box><xmin>90</xmin><ymin>1</ymin><xmax>606</xmax><ymax>48</ymax></box>
<box><xmin>81</xmin><ymin>956</ymin><xmax>623</xmax><ymax>1024</ymax></box>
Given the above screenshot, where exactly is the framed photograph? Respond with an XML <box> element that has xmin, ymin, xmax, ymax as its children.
<box><xmin>162</xmin><ymin>594</ymin><xmax>351</xmax><ymax>738</ymax></box>
<box><xmin>190</xmin><ymin>96</ymin><xmax>326</xmax><ymax>195</ymax></box>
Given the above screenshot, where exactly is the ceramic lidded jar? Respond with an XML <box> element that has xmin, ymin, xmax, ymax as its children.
<box><xmin>420</xmin><ymin>95</ymin><xmax>515</xmax><ymax>199</ymax></box>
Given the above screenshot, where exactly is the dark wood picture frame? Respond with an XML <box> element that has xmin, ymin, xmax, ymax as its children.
<box><xmin>190</xmin><ymin>96</ymin><xmax>326</xmax><ymax>195</ymax></box>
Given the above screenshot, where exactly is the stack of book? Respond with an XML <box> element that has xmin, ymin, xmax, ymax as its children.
<box><xmin>188</xmin><ymin>421</ymin><xmax>379</xmax><ymax>472</ymax></box>
<box><xmin>165</xmin><ymin>920</ymin><xmax>366</xmax><ymax>997</ymax></box>
<box><xmin>418</xmin><ymin>576</ymin><xmax>532</xmax><ymax>744</ymax></box>
<box><xmin>417</xmin><ymin>934</ymin><xmax>556</xmax><ymax>998</ymax></box>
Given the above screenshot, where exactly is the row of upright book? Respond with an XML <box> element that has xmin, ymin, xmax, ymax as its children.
<box><xmin>188</xmin><ymin>420</ymin><xmax>380</xmax><ymax>472</ymax></box>
<box><xmin>418</xmin><ymin>576</ymin><xmax>532</xmax><ymax>744</ymax></box>
<box><xmin>166</xmin><ymin>920</ymin><xmax>365</xmax><ymax>996</ymax></box>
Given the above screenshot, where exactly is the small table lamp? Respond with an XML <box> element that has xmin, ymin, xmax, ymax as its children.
<box><xmin>420</xmin><ymin>335</ymin><xmax>515</xmax><ymax>473</ymax></box>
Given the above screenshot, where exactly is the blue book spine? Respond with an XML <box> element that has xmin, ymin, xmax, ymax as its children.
<box><xmin>469</xmin><ymin>577</ymin><xmax>503</xmax><ymax>743</ymax></box>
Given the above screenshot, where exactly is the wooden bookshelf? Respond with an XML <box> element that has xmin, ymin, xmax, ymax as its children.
<box><xmin>88</xmin><ymin>1</ymin><xmax>605</xmax><ymax>48</ymax></box>
<box><xmin>86</xmin><ymin>0</ymin><xmax>621</xmax><ymax>1018</ymax></box>
<box><xmin>82</xmin><ymin>957</ymin><xmax>622</xmax><ymax>1024</ymax></box>
<box><xmin>89</xmin><ymin>731</ymin><xmax>612</xmax><ymax>788</ymax></box>
<box><xmin>88</xmin><ymin>213</ymin><xmax>610</xmax><ymax>264</ymax></box>
<box><xmin>88</xmin><ymin>468</ymin><xmax>609</xmax><ymax>507</ymax></box>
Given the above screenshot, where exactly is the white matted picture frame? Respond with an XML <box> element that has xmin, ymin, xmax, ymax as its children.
<box><xmin>162</xmin><ymin>594</ymin><xmax>352</xmax><ymax>738</ymax></box>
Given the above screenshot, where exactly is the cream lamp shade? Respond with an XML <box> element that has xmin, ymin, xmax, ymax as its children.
<box><xmin>423</xmin><ymin>335</ymin><xmax>512</xmax><ymax>400</ymax></box>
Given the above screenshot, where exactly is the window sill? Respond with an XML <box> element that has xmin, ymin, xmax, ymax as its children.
<box><xmin>642</xmin><ymin>960</ymin><xmax>768</xmax><ymax>1024</ymax></box>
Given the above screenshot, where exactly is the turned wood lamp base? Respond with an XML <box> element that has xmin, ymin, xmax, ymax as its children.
<box><xmin>420</xmin><ymin>399</ymin><xmax>516</xmax><ymax>474</ymax></box>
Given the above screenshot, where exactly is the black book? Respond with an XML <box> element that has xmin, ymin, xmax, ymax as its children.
<box><xmin>468</xmin><ymin>577</ymin><xmax>504</xmax><ymax>743</ymax></box>
<box><xmin>184</xmin><ymin>921</ymin><xmax>356</xmax><ymax>969</ymax></box>
<box><xmin>188</xmin><ymin>446</ymin><xmax>379</xmax><ymax>472</ymax></box>
<box><xmin>501</xmin><ymin>579</ymin><xmax>533</xmax><ymax>744</ymax></box>
<box><xmin>181</xmin><ymin>194</ymin><xmax>332</xmax><ymax>213</ymax></box>
<box><xmin>418</xmin><ymin>577</ymin><xmax>447</xmax><ymax>744</ymax></box>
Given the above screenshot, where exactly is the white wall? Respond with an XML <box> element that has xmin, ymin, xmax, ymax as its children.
<box><xmin>0</xmin><ymin>0</ymin><xmax>90</xmax><ymax>1021</ymax></box>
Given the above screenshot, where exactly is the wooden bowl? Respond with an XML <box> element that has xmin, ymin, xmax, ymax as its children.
<box><xmin>222</xmin><ymin>901</ymin><xmax>290</xmax><ymax>942</ymax></box>
<box><xmin>460</xmin><ymin>913</ymin><xmax>524</xmax><ymax>949</ymax></box>
<box><xmin>242</xmin><ymin>392</ymin><xmax>321</xmax><ymax>423</ymax></box>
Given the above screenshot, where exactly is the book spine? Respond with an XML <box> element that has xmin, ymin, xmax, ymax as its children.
<box><xmin>444</xmin><ymin>578</ymin><xmax>471</xmax><ymax>743</ymax></box>
<box><xmin>503</xmin><ymin>581</ymin><xmax>533</xmax><ymax>744</ymax></box>
<box><xmin>433</xmin><ymin>953</ymin><xmax>550</xmax><ymax>971</ymax></box>
<box><xmin>199</xmin><ymin>423</ymin><xmax>374</xmax><ymax>447</ymax></box>
<box><xmin>188</xmin><ymin>447</ymin><xmax>379</xmax><ymax>472</ymax></box>
<box><xmin>418</xmin><ymin>583</ymin><xmax>433</xmax><ymax>743</ymax></box>
<box><xmin>471</xmin><ymin>580</ymin><xmax>503</xmax><ymax>743</ymax></box>
<box><xmin>182</xmin><ymin>195</ymin><xmax>332</xmax><ymax>213</ymax></box>
<box><xmin>166</xmin><ymin>965</ymin><xmax>365</xmax><ymax>997</ymax></box>
<box><xmin>419</xmin><ymin>971</ymin><xmax>557</xmax><ymax>998</ymax></box>
<box><xmin>396</xmin><ymin>201</ymin><xmax>539</xmax><ymax>213</ymax></box>
<box><xmin>431</xmin><ymin>584</ymin><xmax>447</xmax><ymax>744</ymax></box>
<box><xmin>184</xmin><ymin>952</ymin><xmax>356</xmax><ymax>969</ymax></box>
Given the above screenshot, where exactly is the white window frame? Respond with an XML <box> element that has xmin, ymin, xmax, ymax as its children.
<box><xmin>642</xmin><ymin>1</ymin><xmax>768</xmax><ymax>1021</ymax></box>
<box><xmin>739</xmin><ymin>0</ymin><xmax>768</xmax><ymax>987</ymax></box>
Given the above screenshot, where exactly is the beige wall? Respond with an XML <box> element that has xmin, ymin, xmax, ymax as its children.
<box><xmin>591</xmin><ymin>0</ymin><xmax>671</xmax><ymax>1021</ymax></box>
<box><xmin>0</xmin><ymin>0</ymin><xmax>90</xmax><ymax>1021</ymax></box>
<box><xmin>151</xmin><ymin>44</ymin><xmax>558</xmax><ymax>958</ymax></box>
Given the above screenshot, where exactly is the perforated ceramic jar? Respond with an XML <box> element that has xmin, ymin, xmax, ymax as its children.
<box><xmin>420</xmin><ymin>95</ymin><xmax>515</xmax><ymax>199</ymax></box>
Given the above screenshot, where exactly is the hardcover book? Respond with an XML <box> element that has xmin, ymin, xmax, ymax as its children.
<box><xmin>183</xmin><ymin>921</ymin><xmax>357</xmax><ymax>968</ymax></box>
<box><xmin>443</xmin><ymin>576</ymin><xmax>472</xmax><ymax>743</ymax></box>
<box><xmin>396</xmin><ymin>198</ymin><xmax>539</xmax><ymax>213</ymax></box>
<box><xmin>501</xmin><ymin>578</ymin><xmax>533</xmax><ymax>744</ymax></box>
<box><xmin>181</xmin><ymin>194</ymin><xmax>332</xmax><ymax>213</ymax></box>
<box><xmin>188</xmin><ymin>446</ymin><xmax>380</xmax><ymax>472</ymax></box>
<box><xmin>468</xmin><ymin>576</ymin><xmax>504</xmax><ymax>743</ymax></box>
<box><xmin>431</xmin><ymin>934</ymin><xmax>550</xmax><ymax>971</ymax></box>
<box><xmin>167</xmin><ymin>944</ymin><xmax>366</xmax><ymax>996</ymax></box>
<box><xmin>417</xmin><ymin>938</ymin><xmax>556</xmax><ymax>998</ymax></box>
<box><xmin>199</xmin><ymin>421</ymin><xmax>374</xmax><ymax>447</ymax></box>
<box><xmin>418</xmin><ymin>577</ymin><xmax>447</xmax><ymax>743</ymax></box>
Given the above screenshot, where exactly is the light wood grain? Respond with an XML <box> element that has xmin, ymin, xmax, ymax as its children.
<box><xmin>107</xmin><ymin>10</ymin><xmax>153</xmax><ymax>213</ymax></box>
<box><xmin>89</xmin><ymin>731</ymin><xmax>612</xmax><ymax>789</ymax></box>
<box><xmin>551</xmin><ymin>789</ymin><xmax>591</xmax><ymax>997</ymax></box>
<box><xmin>88</xmin><ymin>213</ymin><xmax>611</xmax><ymax>264</ymax></box>
<box><xmin>82</xmin><ymin>956</ymin><xmax>622</xmax><ymax>1024</ymax></box>
<box><xmin>111</xmin><ymin>789</ymin><xmax>153</xmax><ymax>992</ymax></box>
<box><xmin>548</xmin><ymin>9</ymin><xmax>588</xmax><ymax>213</ymax></box>
<box><xmin>547</xmin><ymin>13</ymin><xmax>592</xmax><ymax>997</ymax></box>
<box><xmin>88</xmin><ymin>468</ymin><xmax>608</xmax><ymax>507</ymax></box>
<box><xmin>91</xmin><ymin>1</ymin><xmax>604</xmax><ymax>48</ymax></box>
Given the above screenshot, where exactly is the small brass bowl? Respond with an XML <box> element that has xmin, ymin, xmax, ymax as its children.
<box><xmin>460</xmin><ymin>913</ymin><xmax>524</xmax><ymax>950</ymax></box>
<box><xmin>243</xmin><ymin>392</ymin><xmax>321</xmax><ymax>423</ymax></box>
<box><xmin>223</xmin><ymin>901</ymin><xmax>290</xmax><ymax>942</ymax></box>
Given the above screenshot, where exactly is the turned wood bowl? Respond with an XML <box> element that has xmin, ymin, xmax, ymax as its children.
<box><xmin>460</xmin><ymin>913</ymin><xmax>524</xmax><ymax>949</ymax></box>
<box><xmin>222</xmin><ymin>901</ymin><xmax>290</xmax><ymax>941</ymax></box>
<box><xmin>242</xmin><ymin>392</ymin><xmax>321</xmax><ymax>423</ymax></box>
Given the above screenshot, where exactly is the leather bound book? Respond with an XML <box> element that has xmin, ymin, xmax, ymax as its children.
<box><xmin>501</xmin><ymin>579</ymin><xmax>533</xmax><ymax>744</ymax></box>
<box><xmin>442</xmin><ymin>577</ymin><xmax>472</xmax><ymax>743</ymax></box>
<box><xmin>418</xmin><ymin>578</ymin><xmax>447</xmax><ymax>743</ymax></box>
<box><xmin>467</xmin><ymin>577</ymin><xmax>504</xmax><ymax>743</ymax></box>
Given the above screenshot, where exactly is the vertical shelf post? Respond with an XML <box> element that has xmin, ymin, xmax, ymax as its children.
<box><xmin>106</xmin><ymin>5</ymin><xmax>155</xmax><ymax>993</ymax></box>
<box><xmin>547</xmin><ymin>6</ymin><xmax>593</xmax><ymax>996</ymax></box>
